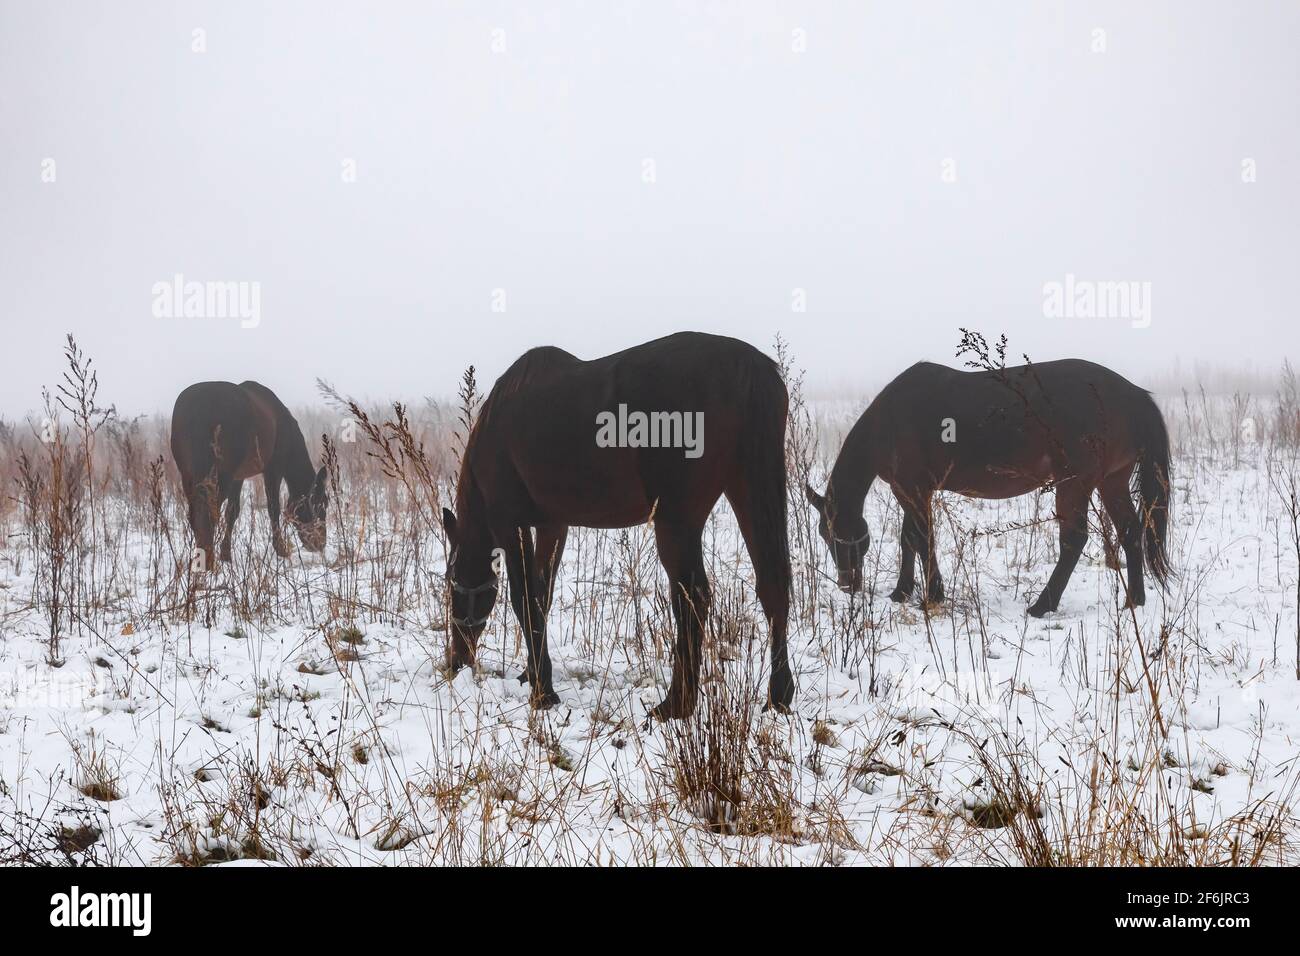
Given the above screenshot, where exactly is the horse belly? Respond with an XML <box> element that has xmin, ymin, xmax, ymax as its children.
<box><xmin>231</xmin><ymin>399</ymin><xmax>279</xmax><ymax>479</ymax></box>
<box><xmin>944</xmin><ymin>455</ymin><xmax>1052</xmax><ymax>499</ymax></box>
<box><xmin>525</xmin><ymin>454</ymin><xmax>652</xmax><ymax>528</ymax></box>
<box><xmin>231</xmin><ymin>457</ymin><xmax>265</xmax><ymax>480</ymax></box>
<box><xmin>556</xmin><ymin>477</ymin><xmax>653</xmax><ymax>527</ymax></box>
<box><xmin>229</xmin><ymin>428</ymin><xmax>274</xmax><ymax>478</ymax></box>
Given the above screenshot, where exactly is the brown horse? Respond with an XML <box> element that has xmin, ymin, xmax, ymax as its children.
<box><xmin>441</xmin><ymin>332</ymin><xmax>793</xmax><ymax>719</ymax></box>
<box><xmin>170</xmin><ymin>381</ymin><xmax>327</xmax><ymax>570</ymax></box>
<box><xmin>806</xmin><ymin>359</ymin><xmax>1171</xmax><ymax>617</ymax></box>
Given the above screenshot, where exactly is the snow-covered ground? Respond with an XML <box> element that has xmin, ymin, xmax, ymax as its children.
<box><xmin>1</xmin><ymin>399</ymin><xmax>1298</xmax><ymax>865</ymax></box>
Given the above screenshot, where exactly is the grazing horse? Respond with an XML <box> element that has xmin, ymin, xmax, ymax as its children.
<box><xmin>170</xmin><ymin>381</ymin><xmax>328</xmax><ymax>570</ymax></box>
<box><xmin>441</xmin><ymin>331</ymin><xmax>793</xmax><ymax>719</ymax></box>
<box><xmin>806</xmin><ymin>359</ymin><xmax>1171</xmax><ymax>617</ymax></box>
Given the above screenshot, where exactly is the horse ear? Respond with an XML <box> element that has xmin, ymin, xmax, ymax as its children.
<box><xmin>804</xmin><ymin>483</ymin><xmax>826</xmax><ymax>511</ymax></box>
<box><xmin>441</xmin><ymin>507</ymin><xmax>458</xmax><ymax>541</ymax></box>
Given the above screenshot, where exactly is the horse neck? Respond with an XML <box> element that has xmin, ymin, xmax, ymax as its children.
<box><xmin>828</xmin><ymin>405</ymin><xmax>879</xmax><ymax>519</ymax></box>
<box><xmin>453</xmin><ymin>477</ymin><xmax>496</xmax><ymax>573</ymax></box>
<box><xmin>278</xmin><ymin>417</ymin><xmax>316</xmax><ymax>497</ymax></box>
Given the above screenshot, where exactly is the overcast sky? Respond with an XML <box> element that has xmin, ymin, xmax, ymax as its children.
<box><xmin>1</xmin><ymin>0</ymin><xmax>1297</xmax><ymax>415</ymax></box>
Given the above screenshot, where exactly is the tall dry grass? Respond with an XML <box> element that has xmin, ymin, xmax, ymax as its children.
<box><xmin>0</xmin><ymin>336</ymin><xmax>1298</xmax><ymax>865</ymax></box>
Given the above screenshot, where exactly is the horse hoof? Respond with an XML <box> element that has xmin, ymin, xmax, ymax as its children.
<box><xmin>649</xmin><ymin>699</ymin><xmax>696</xmax><ymax>722</ymax></box>
<box><xmin>1027</xmin><ymin>602</ymin><xmax>1051</xmax><ymax>619</ymax></box>
<box><xmin>767</xmin><ymin>677</ymin><xmax>795</xmax><ymax>713</ymax></box>
<box><xmin>532</xmin><ymin>689</ymin><xmax>561</xmax><ymax>709</ymax></box>
<box><xmin>516</xmin><ymin>670</ymin><xmax>529</xmax><ymax>685</ymax></box>
<box><xmin>888</xmin><ymin>588</ymin><xmax>911</xmax><ymax>603</ymax></box>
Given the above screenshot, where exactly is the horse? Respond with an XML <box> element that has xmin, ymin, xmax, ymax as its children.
<box><xmin>441</xmin><ymin>331</ymin><xmax>793</xmax><ymax>719</ymax></box>
<box><xmin>170</xmin><ymin>381</ymin><xmax>328</xmax><ymax>570</ymax></box>
<box><xmin>806</xmin><ymin>359</ymin><xmax>1171</xmax><ymax>617</ymax></box>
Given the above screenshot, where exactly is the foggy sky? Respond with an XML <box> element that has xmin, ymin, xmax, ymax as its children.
<box><xmin>2</xmin><ymin>0</ymin><xmax>1298</xmax><ymax>416</ymax></box>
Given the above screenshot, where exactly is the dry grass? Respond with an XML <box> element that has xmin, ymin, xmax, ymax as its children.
<box><xmin>0</xmin><ymin>337</ymin><xmax>1298</xmax><ymax>866</ymax></box>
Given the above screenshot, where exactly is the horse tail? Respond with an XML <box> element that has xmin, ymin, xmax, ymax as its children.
<box><xmin>1133</xmin><ymin>390</ymin><xmax>1172</xmax><ymax>587</ymax></box>
<box><xmin>737</xmin><ymin>356</ymin><xmax>792</xmax><ymax>601</ymax></box>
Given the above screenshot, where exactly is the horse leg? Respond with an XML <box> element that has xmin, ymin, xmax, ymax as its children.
<box><xmin>1099</xmin><ymin>507</ymin><xmax>1122</xmax><ymax>571</ymax></box>
<box><xmin>535</xmin><ymin>524</ymin><xmax>569</xmax><ymax>616</ymax></box>
<box><xmin>726</xmin><ymin>486</ymin><xmax>793</xmax><ymax>713</ymax></box>
<box><xmin>890</xmin><ymin>505</ymin><xmax>918</xmax><ymax>602</ymax></box>
<box><xmin>219</xmin><ymin>478</ymin><xmax>244</xmax><ymax>562</ymax></box>
<box><xmin>499</xmin><ymin>524</ymin><xmax>560</xmax><ymax>708</ymax></box>
<box><xmin>512</xmin><ymin>524</ymin><xmax>568</xmax><ymax>684</ymax></box>
<box><xmin>1099</xmin><ymin>470</ymin><xmax>1145</xmax><ymax>608</ymax></box>
<box><xmin>263</xmin><ymin>467</ymin><xmax>290</xmax><ymax>558</ymax></box>
<box><xmin>902</xmin><ymin>492</ymin><xmax>944</xmax><ymax>606</ymax></box>
<box><xmin>1028</xmin><ymin>481</ymin><xmax>1091</xmax><ymax>617</ymax></box>
<box><xmin>650</xmin><ymin>518</ymin><xmax>710</xmax><ymax>721</ymax></box>
<box><xmin>185</xmin><ymin>478</ymin><xmax>217</xmax><ymax>573</ymax></box>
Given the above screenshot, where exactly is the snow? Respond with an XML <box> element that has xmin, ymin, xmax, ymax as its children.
<box><xmin>1</xmin><ymin>402</ymin><xmax>1298</xmax><ymax>866</ymax></box>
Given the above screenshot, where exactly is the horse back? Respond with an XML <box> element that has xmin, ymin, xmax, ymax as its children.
<box><xmin>483</xmin><ymin>333</ymin><xmax>771</xmax><ymax>444</ymax></box>
<box><xmin>170</xmin><ymin>381</ymin><xmax>280</xmax><ymax>485</ymax></box>
<box><xmin>468</xmin><ymin>333</ymin><xmax>780</xmax><ymax>526</ymax></box>
<box><xmin>875</xmin><ymin>359</ymin><xmax>1154</xmax><ymax>492</ymax></box>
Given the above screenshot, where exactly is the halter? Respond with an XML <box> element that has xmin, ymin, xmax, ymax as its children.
<box><xmin>832</xmin><ymin>529</ymin><xmax>870</xmax><ymax>548</ymax></box>
<box><xmin>450</xmin><ymin>574</ymin><xmax>498</xmax><ymax>628</ymax></box>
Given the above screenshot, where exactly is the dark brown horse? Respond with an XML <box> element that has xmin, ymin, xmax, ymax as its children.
<box><xmin>441</xmin><ymin>331</ymin><xmax>793</xmax><ymax>718</ymax></box>
<box><xmin>170</xmin><ymin>381</ymin><xmax>327</xmax><ymax>570</ymax></box>
<box><xmin>806</xmin><ymin>359</ymin><xmax>1171</xmax><ymax>617</ymax></box>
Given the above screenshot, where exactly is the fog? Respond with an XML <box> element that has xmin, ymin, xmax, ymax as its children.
<box><xmin>2</xmin><ymin>0</ymin><xmax>1297</xmax><ymax>415</ymax></box>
